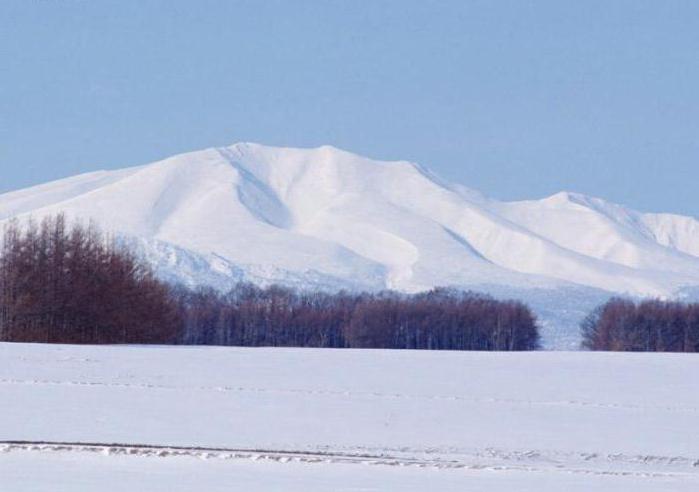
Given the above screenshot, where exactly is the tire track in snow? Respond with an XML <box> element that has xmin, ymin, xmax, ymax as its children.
<box><xmin>0</xmin><ymin>440</ymin><xmax>697</xmax><ymax>479</ymax></box>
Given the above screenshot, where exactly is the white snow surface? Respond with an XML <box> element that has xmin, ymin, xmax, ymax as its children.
<box><xmin>0</xmin><ymin>343</ymin><xmax>697</xmax><ymax>491</ymax></box>
<box><xmin>3</xmin><ymin>142</ymin><xmax>699</xmax><ymax>347</ymax></box>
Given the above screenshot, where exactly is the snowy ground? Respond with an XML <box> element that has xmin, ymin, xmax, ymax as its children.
<box><xmin>0</xmin><ymin>343</ymin><xmax>698</xmax><ymax>490</ymax></box>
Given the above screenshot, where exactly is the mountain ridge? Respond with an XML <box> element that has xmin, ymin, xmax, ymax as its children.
<box><xmin>2</xmin><ymin>142</ymin><xmax>699</xmax><ymax>348</ymax></box>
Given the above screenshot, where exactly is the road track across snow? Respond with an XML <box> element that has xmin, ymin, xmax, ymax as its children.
<box><xmin>1</xmin><ymin>440</ymin><xmax>698</xmax><ymax>480</ymax></box>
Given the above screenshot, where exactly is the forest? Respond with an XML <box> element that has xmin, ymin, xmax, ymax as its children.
<box><xmin>0</xmin><ymin>215</ymin><xmax>179</xmax><ymax>344</ymax></box>
<box><xmin>0</xmin><ymin>215</ymin><xmax>540</xmax><ymax>351</ymax></box>
<box><xmin>173</xmin><ymin>284</ymin><xmax>540</xmax><ymax>350</ymax></box>
<box><xmin>581</xmin><ymin>297</ymin><xmax>699</xmax><ymax>352</ymax></box>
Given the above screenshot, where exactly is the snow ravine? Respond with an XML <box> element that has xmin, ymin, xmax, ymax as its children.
<box><xmin>0</xmin><ymin>343</ymin><xmax>697</xmax><ymax>491</ymax></box>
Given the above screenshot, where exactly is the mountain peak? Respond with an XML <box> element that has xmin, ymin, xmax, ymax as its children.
<box><xmin>2</xmin><ymin>142</ymin><xmax>699</xmax><ymax>349</ymax></box>
<box><xmin>542</xmin><ymin>190</ymin><xmax>590</xmax><ymax>206</ymax></box>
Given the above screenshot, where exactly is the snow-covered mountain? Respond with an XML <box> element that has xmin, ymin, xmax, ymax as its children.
<box><xmin>2</xmin><ymin>142</ymin><xmax>699</xmax><ymax>348</ymax></box>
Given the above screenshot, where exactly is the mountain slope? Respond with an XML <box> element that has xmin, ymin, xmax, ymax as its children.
<box><xmin>2</xmin><ymin>142</ymin><xmax>699</xmax><ymax>347</ymax></box>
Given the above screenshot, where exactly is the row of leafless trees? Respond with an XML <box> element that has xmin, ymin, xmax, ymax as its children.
<box><xmin>0</xmin><ymin>214</ymin><xmax>541</xmax><ymax>350</ymax></box>
<box><xmin>0</xmin><ymin>215</ymin><xmax>179</xmax><ymax>344</ymax></box>
<box><xmin>173</xmin><ymin>285</ymin><xmax>541</xmax><ymax>350</ymax></box>
<box><xmin>581</xmin><ymin>298</ymin><xmax>699</xmax><ymax>352</ymax></box>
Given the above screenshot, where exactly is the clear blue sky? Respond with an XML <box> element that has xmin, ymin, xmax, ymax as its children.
<box><xmin>2</xmin><ymin>1</ymin><xmax>699</xmax><ymax>216</ymax></box>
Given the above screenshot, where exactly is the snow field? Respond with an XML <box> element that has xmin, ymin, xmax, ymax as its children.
<box><xmin>0</xmin><ymin>343</ymin><xmax>698</xmax><ymax>490</ymax></box>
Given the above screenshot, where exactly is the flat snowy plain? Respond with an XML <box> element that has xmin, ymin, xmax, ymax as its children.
<box><xmin>1</xmin><ymin>343</ymin><xmax>698</xmax><ymax>491</ymax></box>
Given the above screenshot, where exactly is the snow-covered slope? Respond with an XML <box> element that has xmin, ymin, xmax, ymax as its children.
<box><xmin>2</xmin><ymin>142</ymin><xmax>699</xmax><ymax>347</ymax></box>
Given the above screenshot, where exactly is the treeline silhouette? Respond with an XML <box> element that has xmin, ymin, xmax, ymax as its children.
<box><xmin>173</xmin><ymin>286</ymin><xmax>540</xmax><ymax>350</ymax></box>
<box><xmin>581</xmin><ymin>298</ymin><xmax>699</xmax><ymax>352</ymax></box>
<box><xmin>0</xmin><ymin>215</ymin><xmax>179</xmax><ymax>344</ymax></box>
<box><xmin>0</xmin><ymin>214</ymin><xmax>540</xmax><ymax>351</ymax></box>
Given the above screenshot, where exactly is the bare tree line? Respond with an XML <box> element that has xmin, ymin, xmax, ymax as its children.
<box><xmin>0</xmin><ymin>215</ymin><xmax>179</xmax><ymax>344</ymax></box>
<box><xmin>0</xmin><ymin>214</ymin><xmax>541</xmax><ymax>350</ymax></box>
<box><xmin>173</xmin><ymin>286</ymin><xmax>541</xmax><ymax>351</ymax></box>
<box><xmin>581</xmin><ymin>298</ymin><xmax>699</xmax><ymax>352</ymax></box>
